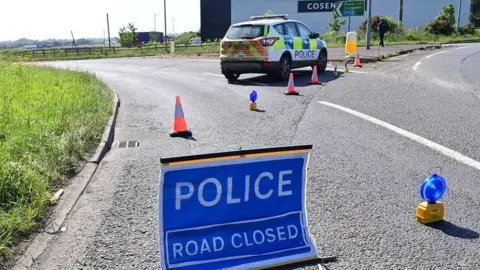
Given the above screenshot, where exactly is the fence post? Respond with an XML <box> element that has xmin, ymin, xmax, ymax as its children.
<box><xmin>113</xmin><ymin>47</ymin><xmax>116</xmax><ymax>54</ymax></box>
<box><xmin>76</xmin><ymin>48</ymin><xmax>79</xmax><ymax>55</ymax></box>
<box><xmin>42</xmin><ymin>50</ymin><xmax>45</xmax><ymax>56</ymax></box>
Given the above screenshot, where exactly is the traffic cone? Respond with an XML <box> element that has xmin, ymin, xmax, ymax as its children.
<box><xmin>284</xmin><ymin>73</ymin><xmax>299</xmax><ymax>95</ymax></box>
<box><xmin>343</xmin><ymin>61</ymin><xmax>349</xmax><ymax>73</ymax></box>
<box><xmin>170</xmin><ymin>96</ymin><xmax>193</xmax><ymax>138</ymax></box>
<box><xmin>354</xmin><ymin>52</ymin><xmax>362</xmax><ymax>67</ymax></box>
<box><xmin>308</xmin><ymin>66</ymin><xmax>321</xmax><ymax>85</ymax></box>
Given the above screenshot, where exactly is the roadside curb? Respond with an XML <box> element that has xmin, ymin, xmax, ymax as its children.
<box><xmin>12</xmin><ymin>85</ymin><xmax>120</xmax><ymax>269</ymax></box>
<box><xmin>329</xmin><ymin>44</ymin><xmax>443</xmax><ymax>63</ymax></box>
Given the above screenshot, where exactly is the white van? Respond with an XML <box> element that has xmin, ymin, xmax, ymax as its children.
<box><xmin>188</xmin><ymin>37</ymin><xmax>202</xmax><ymax>45</ymax></box>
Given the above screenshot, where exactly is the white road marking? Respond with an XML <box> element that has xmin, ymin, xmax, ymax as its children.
<box><xmin>425</xmin><ymin>50</ymin><xmax>448</xmax><ymax>59</ymax></box>
<box><xmin>453</xmin><ymin>46</ymin><xmax>470</xmax><ymax>50</ymax></box>
<box><xmin>202</xmin><ymin>72</ymin><xmax>224</xmax><ymax>77</ymax></box>
<box><xmin>414</xmin><ymin>45</ymin><xmax>471</xmax><ymax>71</ymax></box>
<box><xmin>319</xmin><ymin>101</ymin><xmax>480</xmax><ymax>171</ymax></box>
<box><xmin>413</xmin><ymin>61</ymin><xmax>422</xmax><ymax>71</ymax></box>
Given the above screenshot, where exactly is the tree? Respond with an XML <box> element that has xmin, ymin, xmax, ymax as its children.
<box><xmin>329</xmin><ymin>10</ymin><xmax>346</xmax><ymax>34</ymax></box>
<box><xmin>264</xmin><ymin>9</ymin><xmax>275</xmax><ymax>16</ymax></box>
<box><xmin>425</xmin><ymin>4</ymin><xmax>456</xmax><ymax>35</ymax></box>
<box><xmin>470</xmin><ymin>0</ymin><xmax>480</xmax><ymax>26</ymax></box>
<box><xmin>118</xmin><ymin>23</ymin><xmax>139</xmax><ymax>47</ymax></box>
<box><xmin>127</xmin><ymin>23</ymin><xmax>138</xmax><ymax>45</ymax></box>
<box><xmin>150</xmin><ymin>31</ymin><xmax>157</xmax><ymax>43</ymax></box>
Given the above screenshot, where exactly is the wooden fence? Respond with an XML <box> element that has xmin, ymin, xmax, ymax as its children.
<box><xmin>8</xmin><ymin>43</ymin><xmax>221</xmax><ymax>58</ymax></box>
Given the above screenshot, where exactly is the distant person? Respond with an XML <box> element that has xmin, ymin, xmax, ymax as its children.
<box><xmin>378</xmin><ymin>18</ymin><xmax>388</xmax><ymax>47</ymax></box>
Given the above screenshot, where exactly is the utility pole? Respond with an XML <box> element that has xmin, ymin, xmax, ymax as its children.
<box><xmin>366</xmin><ymin>0</ymin><xmax>373</xmax><ymax>49</ymax></box>
<box><xmin>399</xmin><ymin>0</ymin><xmax>403</xmax><ymax>23</ymax></box>
<box><xmin>164</xmin><ymin>0</ymin><xmax>168</xmax><ymax>50</ymax></box>
<box><xmin>106</xmin><ymin>13</ymin><xmax>112</xmax><ymax>48</ymax></box>
<box><xmin>456</xmin><ymin>0</ymin><xmax>462</xmax><ymax>32</ymax></box>
<box><xmin>154</xmin><ymin>13</ymin><xmax>158</xmax><ymax>42</ymax></box>
<box><xmin>71</xmin><ymin>30</ymin><xmax>77</xmax><ymax>48</ymax></box>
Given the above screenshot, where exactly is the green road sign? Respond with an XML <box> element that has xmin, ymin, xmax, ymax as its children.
<box><xmin>335</xmin><ymin>1</ymin><xmax>365</xmax><ymax>17</ymax></box>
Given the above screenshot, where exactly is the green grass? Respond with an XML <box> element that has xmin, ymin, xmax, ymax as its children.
<box><xmin>0</xmin><ymin>60</ymin><xmax>113</xmax><ymax>257</ymax></box>
<box><xmin>322</xmin><ymin>28</ymin><xmax>480</xmax><ymax>48</ymax></box>
<box><xmin>2</xmin><ymin>44</ymin><xmax>220</xmax><ymax>62</ymax></box>
<box><xmin>3</xmin><ymin>28</ymin><xmax>479</xmax><ymax>62</ymax></box>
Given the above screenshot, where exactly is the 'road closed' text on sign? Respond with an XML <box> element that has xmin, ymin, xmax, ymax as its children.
<box><xmin>159</xmin><ymin>145</ymin><xmax>318</xmax><ymax>270</ymax></box>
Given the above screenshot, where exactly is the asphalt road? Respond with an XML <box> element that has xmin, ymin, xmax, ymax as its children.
<box><xmin>28</xmin><ymin>43</ymin><xmax>480</xmax><ymax>270</ymax></box>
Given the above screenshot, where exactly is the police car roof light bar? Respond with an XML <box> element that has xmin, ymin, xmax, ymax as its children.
<box><xmin>249</xmin><ymin>14</ymin><xmax>289</xmax><ymax>21</ymax></box>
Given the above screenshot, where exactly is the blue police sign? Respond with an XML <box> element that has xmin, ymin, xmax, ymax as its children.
<box><xmin>159</xmin><ymin>145</ymin><xmax>318</xmax><ymax>270</ymax></box>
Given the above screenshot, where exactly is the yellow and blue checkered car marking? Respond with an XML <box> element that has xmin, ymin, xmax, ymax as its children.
<box><xmin>280</xmin><ymin>35</ymin><xmax>325</xmax><ymax>51</ymax></box>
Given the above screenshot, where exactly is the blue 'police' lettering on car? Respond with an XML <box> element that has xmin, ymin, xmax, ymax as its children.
<box><xmin>295</xmin><ymin>50</ymin><xmax>315</xmax><ymax>59</ymax></box>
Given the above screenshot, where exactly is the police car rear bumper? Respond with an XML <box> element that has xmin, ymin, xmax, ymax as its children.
<box><xmin>221</xmin><ymin>61</ymin><xmax>280</xmax><ymax>74</ymax></box>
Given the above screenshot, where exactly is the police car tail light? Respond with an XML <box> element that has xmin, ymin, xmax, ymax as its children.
<box><xmin>260</xmin><ymin>37</ymin><xmax>279</xmax><ymax>46</ymax></box>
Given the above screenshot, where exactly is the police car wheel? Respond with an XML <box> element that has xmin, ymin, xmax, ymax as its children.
<box><xmin>224</xmin><ymin>72</ymin><xmax>239</xmax><ymax>83</ymax></box>
<box><xmin>278</xmin><ymin>55</ymin><xmax>291</xmax><ymax>81</ymax></box>
<box><xmin>317</xmin><ymin>49</ymin><xmax>328</xmax><ymax>72</ymax></box>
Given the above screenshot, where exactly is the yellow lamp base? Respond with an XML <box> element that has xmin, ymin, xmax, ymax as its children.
<box><xmin>250</xmin><ymin>102</ymin><xmax>257</xmax><ymax>111</ymax></box>
<box><xmin>416</xmin><ymin>201</ymin><xmax>444</xmax><ymax>224</ymax></box>
<box><xmin>344</xmin><ymin>67</ymin><xmax>349</xmax><ymax>73</ymax></box>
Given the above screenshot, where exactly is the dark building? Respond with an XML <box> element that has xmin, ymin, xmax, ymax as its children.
<box><xmin>201</xmin><ymin>0</ymin><xmax>471</xmax><ymax>40</ymax></box>
<box><xmin>137</xmin><ymin>32</ymin><xmax>164</xmax><ymax>43</ymax></box>
<box><xmin>119</xmin><ymin>31</ymin><xmax>164</xmax><ymax>47</ymax></box>
<box><xmin>200</xmin><ymin>0</ymin><xmax>231</xmax><ymax>41</ymax></box>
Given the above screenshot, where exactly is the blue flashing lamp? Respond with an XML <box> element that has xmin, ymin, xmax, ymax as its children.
<box><xmin>250</xmin><ymin>90</ymin><xmax>257</xmax><ymax>102</ymax></box>
<box><xmin>334</xmin><ymin>64</ymin><xmax>338</xmax><ymax>71</ymax></box>
<box><xmin>344</xmin><ymin>61</ymin><xmax>348</xmax><ymax>68</ymax></box>
<box><xmin>420</xmin><ymin>174</ymin><xmax>446</xmax><ymax>204</ymax></box>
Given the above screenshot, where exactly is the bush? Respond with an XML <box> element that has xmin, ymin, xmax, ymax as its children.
<box><xmin>359</xmin><ymin>16</ymin><xmax>400</xmax><ymax>35</ymax></box>
<box><xmin>320</xmin><ymin>32</ymin><xmax>346</xmax><ymax>44</ymax></box>
<box><xmin>458</xmin><ymin>23</ymin><xmax>477</xmax><ymax>35</ymax></box>
<box><xmin>425</xmin><ymin>4</ymin><xmax>456</xmax><ymax>35</ymax></box>
<box><xmin>175</xmin><ymin>31</ymin><xmax>200</xmax><ymax>44</ymax></box>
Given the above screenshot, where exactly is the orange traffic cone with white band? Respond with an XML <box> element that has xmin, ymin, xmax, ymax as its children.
<box><xmin>308</xmin><ymin>66</ymin><xmax>321</xmax><ymax>85</ymax></box>
<box><xmin>170</xmin><ymin>96</ymin><xmax>193</xmax><ymax>138</ymax></box>
<box><xmin>354</xmin><ymin>51</ymin><xmax>362</xmax><ymax>67</ymax></box>
<box><xmin>284</xmin><ymin>73</ymin><xmax>299</xmax><ymax>95</ymax></box>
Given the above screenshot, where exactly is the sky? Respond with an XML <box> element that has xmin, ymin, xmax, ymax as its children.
<box><xmin>0</xmin><ymin>0</ymin><xmax>200</xmax><ymax>41</ymax></box>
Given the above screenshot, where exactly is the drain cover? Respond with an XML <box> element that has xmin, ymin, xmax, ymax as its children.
<box><xmin>114</xmin><ymin>141</ymin><xmax>140</xmax><ymax>148</ymax></box>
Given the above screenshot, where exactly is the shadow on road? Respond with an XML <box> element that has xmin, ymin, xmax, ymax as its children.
<box><xmin>427</xmin><ymin>220</ymin><xmax>479</xmax><ymax>239</ymax></box>
<box><xmin>235</xmin><ymin>70</ymin><xmax>343</xmax><ymax>87</ymax></box>
<box><xmin>252</xmin><ymin>109</ymin><xmax>266</xmax><ymax>113</ymax></box>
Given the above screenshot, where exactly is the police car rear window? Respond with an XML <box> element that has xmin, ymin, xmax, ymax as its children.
<box><xmin>226</xmin><ymin>25</ymin><xmax>264</xmax><ymax>39</ymax></box>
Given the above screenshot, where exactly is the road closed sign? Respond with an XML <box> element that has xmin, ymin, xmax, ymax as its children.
<box><xmin>159</xmin><ymin>145</ymin><xmax>318</xmax><ymax>270</ymax></box>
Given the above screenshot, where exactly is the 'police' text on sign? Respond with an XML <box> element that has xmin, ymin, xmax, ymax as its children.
<box><xmin>159</xmin><ymin>145</ymin><xmax>318</xmax><ymax>270</ymax></box>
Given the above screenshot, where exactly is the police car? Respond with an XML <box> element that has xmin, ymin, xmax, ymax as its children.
<box><xmin>220</xmin><ymin>14</ymin><xmax>328</xmax><ymax>82</ymax></box>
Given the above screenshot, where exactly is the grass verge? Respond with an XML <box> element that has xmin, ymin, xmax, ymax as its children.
<box><xmin>321</xmin><ymin>28</ymin><xmax>480</xmax><ymax>47</ymax></box>
<box><xmin>2</xmin><ymin>29</ymin><xmax>479</xmax><ymax>62</ymax></box>
<box><xmin>2</xmin><ymin>44</ymin><xmax>220</xmax><ymax>62</ymax></box>
<box><xmin>0</xmin><ymin>60</ymin><xmax>113</xmax><ymax>257</ymax></box>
